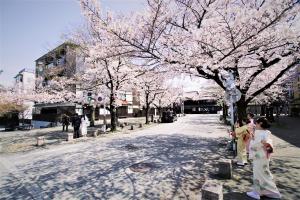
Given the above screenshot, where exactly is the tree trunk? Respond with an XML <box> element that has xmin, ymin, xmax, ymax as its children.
<box><xmin>145</xmin><ymin>93</ymin><xmax>150</xmax><ymax>124</ymax></box>
<box><xmin>110</xmin><ymin>105</ymin><xmax>117</xmax><ymax>131</ymax></box>
<box><xmin>222</xmin><ymin>101</ymin><xmax>227</xmax><ymax>123</ymax></box>
<box><xmin>266</xmin><ymin>106</ymin><xmax>274</xmax><ymax>122</ymax></box>
<box><xmin>236</xmin><ymin>98</ymin><xmax>247</xmax><ymax>121</ymax></box>
<box><xmin>158</xmin><ymin>107</ymin><xmax>162</xmax><ymax>120</ymax></box>
<box><xmin>145</xmin><ymin>104</ymin><xmax>150</xmax><ymax>124</ymax></box>
<box><xmin>90</xmin><ymin>106</ymin><xmax>95</xmax><ymax>127</ymax></box>
<box><xmin>261</xmin><ymin>105</ymin><xmax>266</xmax><ymax>116</ymax></box>
<box><xmin>110</xmin><ymin>92</ymin><xmax>117</xmax><ymax>132</ymax></box>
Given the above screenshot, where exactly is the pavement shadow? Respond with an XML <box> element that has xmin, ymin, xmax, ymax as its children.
<box><xmin>0</xmin><ymin>134</ymin><xmax>230</xmax><ymax>200</ymax></box>
<box><xmin>270</xmin><ymin>116</ymin><xmax>300</xmax><ymax>148</ymax></box>
<box><xmin>221</xmin><ymin>157</ymin><xmax>300</xmax><ymax>200</ymax></box>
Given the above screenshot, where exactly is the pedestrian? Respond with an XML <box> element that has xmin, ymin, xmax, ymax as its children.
<box><xmin>234</xmin><ymin>118</ymin><xmax>250</xmax><ymax>166</ymax></box>
<box><xmin>247</xmin><ymin>117</ymin><xmax>281</xmax><ymax>200</ymax></box>
<box><xmin>246</xmin><ymin>112</ymin><xmax>256</xmax><ymax>154</ymax></box>
<box><xmin>72</xmin><ymin>113</ymin><xmax>81</xmax><ymax>139</ymax></box>
<box><xmin>62</xmin><ymin>114</ymin><xmax>70</xmax><ymax>132</ymax></box>
<box><xmin>80</xmin><ymin>115</ymin><xmax>89</xmax><ymax>137</ymax></box>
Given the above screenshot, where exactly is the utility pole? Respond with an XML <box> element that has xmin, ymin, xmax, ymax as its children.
<box><xmin>219</xmin><ymin>71</ymin><xmax>241</xmax><ymax>157</ymax></box>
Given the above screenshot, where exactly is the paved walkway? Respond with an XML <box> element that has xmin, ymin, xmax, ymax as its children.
<box><xmin>0</xmin><ymin>115</ymin><xmax>299</xmax><ymax>200</ymax></box>
<box><xmin>0</xmin><ymin>117</ymin><xmax>149</xmax><ymax>154</ymax></box>
<box><xmin>220</xmin><ymin>116</ymin><xmax>300</xmax><ymax>200</ymax></box>
<box><xmin>0</xmin><ymin>115</ymin><xmax>229</xmax><ymax>200</ymax></box>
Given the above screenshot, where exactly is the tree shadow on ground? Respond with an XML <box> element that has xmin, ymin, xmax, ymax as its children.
<box><xmin>0</xmin><ymin>134</ymin><xmax>230</xmax><ymax>200</ymax></box>
<box><xmin>270</xmin><ymin>116</ymin><xmax>300</xmax><ymax>148</ymax></box>
<box><xmin>221</xmin><ymin>157</ymin><xmax>300</xmax><ymax>200</ymax></box>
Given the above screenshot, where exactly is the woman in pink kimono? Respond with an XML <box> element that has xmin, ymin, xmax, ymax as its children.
<box><xmin>246</xmin><ymin>113</ymin><xmax>255</xmax><ymax>154</ymax></box>
<box><xmin>247</xmin><ymin>117</ymin><xmax>281</xmax><ymax>199</ymax></box>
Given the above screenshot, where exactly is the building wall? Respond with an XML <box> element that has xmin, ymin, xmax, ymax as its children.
<box><xmin>183</xmin><ymin>99</ymin><xmax>221</xmax><ymax>114</ymax></box>
<box><xmin>292</xmin><ymin>66</ymin><xmax>300</xmax><ymax>99</ymax></box>
<box><xmin>290</xmin><ymin>66</ymin><xmax>300</xmax><ymax>116</ymax></box>
<box><xmin>15</xmin><ymin>69</ymin><xmax>35</xmax><ymax>94</ymax></box>
<box><xmin>14</xmin><ymin>69</ymin><xmax>35</xmax><ymax>121</ymax></box>
<box><xmin>34</xmin><ymin>43</ymin><xmax>78</xmax><ymax>122</ymax></box>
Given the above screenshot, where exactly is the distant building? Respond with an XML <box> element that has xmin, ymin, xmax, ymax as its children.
<box><xmin>14</xmin><ymin>68</ymin><xmax>35</xmax><ymax>123</ymax></box>
<box><xmin>290</xmin><ymin>66</ymin><xmax>300</xmax><ymax>116</ymax></box>
<box><xmin>14</xmin><ymin>68</ymin><xmax>35</xmax><ymax>94</ymax></box>
<box><xmin>33</xmin><ymin>42</ymin><xmax>79</xmax><ymax>127</ymax></box>
<box><xmin>183</xmin><ymin>91</ymin><xmax>221</xmax><ymax>114</ymax></box>
<box><xmin>33</xmin><ymin>42</ymin><xmax>141</xmax><ymax>127</ymax></box>
<box><xmin>117</xmin><ymin>89</ymin><xmax>141</xmax><ymax>117</ymax></box>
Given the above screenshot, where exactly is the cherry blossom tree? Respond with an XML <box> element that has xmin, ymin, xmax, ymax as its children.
<box><xmin>80</xmin><ymin>56</ymin><xmax>137</xmax><ymax>131</ymax></box>
<box><xmin>79</xmin><ymin>0</ymin><xmax>300</xmax><ymax>119</ymax></box>
<box><xmin>135</xmin><ymin>71</ymin><xmax>171</xmax><ymax>124</ymax></box>
<box><xmin>0</xmin><ymin>89</ymin><xmax>26</xmax><ymax>116</ymax></box>
<box><xmin>153</xmin><ymin>85</ymin><xmax>184</xmax><ymax>117</ymax></box>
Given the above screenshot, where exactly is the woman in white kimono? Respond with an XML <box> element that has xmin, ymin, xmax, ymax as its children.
<box><xmin>247</xmin><ymin>117</ymin><xmax>281</xmax><ymax>200</ymax></box>
<box><xmin>80</xmin><ymin>115</ymin><xmax>89</xmax><ymax>137</ymax></box>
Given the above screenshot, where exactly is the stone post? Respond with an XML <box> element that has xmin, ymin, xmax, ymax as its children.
<box><xmin>217</xmin><ymin>159</ymin><xmax>232</xmax><ymax>179</ymax></box>
<box><xmin>37</xmin><ymin>136</ymin><xmax>45</xmax><ymax>146</ymax></box>
<box><xmin>139</xmin><ymin>123</ymin><xmax>143</xmax><ymax>128</ymax></box>
<box><xmin>67</xmin><ymin>133</ymin><xmax>73</xmax><ymax>142</ymax></box>
<box><xmin>93</xmin><ymin>130</ymin><xmax>98</xmax><ymax>137</ymax></box>
<box><xmin>201</xmin><ymin>180</ymin><xmax>223</xmax><ymax>200</ymax></box>
<box><xmin>130</xmin><ymin>125</ymin><xmax>134</xmax><ymax>130</ymax></box>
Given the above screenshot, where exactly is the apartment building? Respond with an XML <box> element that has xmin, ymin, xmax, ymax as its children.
<box><xmin>14</xmin><ymin>68</ymin><xmax>35</xmax><ymax>123</ymax></box>
<box><xmin>33</xmin><ymin>42</ymin><xmax>79</xmax><ymax>126</ymax></box>
<box><xmin>33</xmin><ymin>42</ymin><xmax>141</xmax><ymax>127</ymax></box>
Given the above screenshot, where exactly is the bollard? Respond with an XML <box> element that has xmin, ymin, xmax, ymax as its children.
<box><xmin>93</xmin><ymin>130</ymin><xmax>98</xmax><ymax>137</ymax></box>
<box><xmin>101</xmin><ymin>124</ymin><xmax>107</xmax><ymax>133</ymax></box>
<box><xmin>201</xmin><ymin>180</ymin><xmax>223</xmax><ymax>200</ymax></box>
<box><xmin>217</xmin><ymin>159</ymin><xmax>232</xmax><ymax>179</ymax></box>
<box><xmin>139</xmin><ymin>123</ymin><xmax>143</xmax><ymax>128</ymax></box>
<box><xmin>37</xmin><ymin>136</ymin><xmax>45</xmax><ymax>146</ymax></box>
<box><xmin>154</xmin><ymin>119</ymin><xmax>157</xmax><ymax>123</ymax></box>
<box><xmin>67</xmin><ymin>133</ymin><xmax>73</xmax><ymax>142</ymax></box>
<box><xmin>130</xmin><ymin>125</ymin><xmax>134</xmax><ymax>130</ymax></box>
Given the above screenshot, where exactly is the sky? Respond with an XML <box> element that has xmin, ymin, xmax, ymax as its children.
<box><xmin>0</xmin><ymin>0</ymin><xmax>145</xmax><ymax>87</ymax></box>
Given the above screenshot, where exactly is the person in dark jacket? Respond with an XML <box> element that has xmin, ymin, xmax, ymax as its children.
<box><xmin>72</xmin><ymin>113</ymin><xmax>81</xmax><ymax>138</ymax></box>
<box><xmin>62</xmin><ymin>114</ymin><xmax>70</xmax><ymax>132</ymax></box>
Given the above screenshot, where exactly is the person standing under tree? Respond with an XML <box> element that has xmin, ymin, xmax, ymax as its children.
<box><xmin>62</xmin><ymin>114</ymin><xmax>70</xmax><ymax>132</ymax></box>
<box><xmin>247</xmin><ymin>112</ymin><xmax>256</xmax><ymax>155</ymax></box>
<box><xmin>72</xmin><ymin>113</ymin><xmax>81</xmax><ymax>139</ymax></box>
<box><xmin>234</xmin><ymin>118</ymin><xmax>250</xmax><ymax>166</ymax></box>
<box><xmin>247</xmin><ymin>117</ymin><xmax>281</xmax><ymax>200</ymax></box>
<box><xmin>80</xmin><ymin>115</ymin><xmax>89</xmax><ymax>137</ymax></box>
